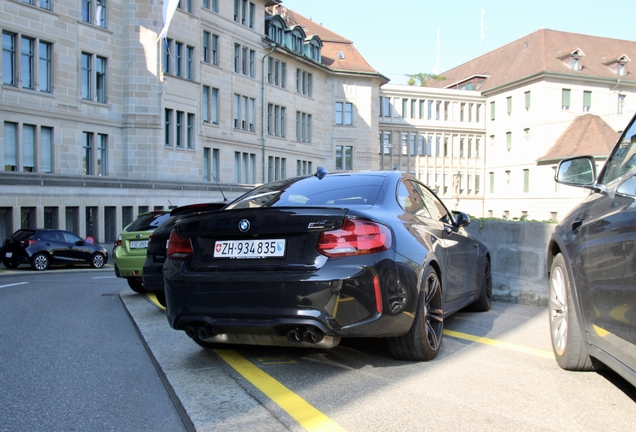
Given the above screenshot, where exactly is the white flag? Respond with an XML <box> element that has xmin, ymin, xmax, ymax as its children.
<box><xmin>158</xmin><ymin>0</ymin><xmax>180</xmax><ymax>40</ymax></box>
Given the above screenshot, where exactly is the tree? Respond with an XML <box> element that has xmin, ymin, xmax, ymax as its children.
<box><xmin>406</xmin><ymin>73</ymin><xmax>446</xmax><ymax>87</ymax></box>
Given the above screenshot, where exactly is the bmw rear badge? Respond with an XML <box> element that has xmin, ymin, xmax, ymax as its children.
<box><xmin>238</xmin><ymin>219</ymin><xmax>250</xmax><ymax>232</ymax></box>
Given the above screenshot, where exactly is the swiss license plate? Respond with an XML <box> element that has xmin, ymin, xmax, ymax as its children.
<box><xmin>130</xmin><ymin>241</ymin><xmax>148</xmax><ymax>249</ymax></box>
<box><xmin>214</xmin><ymin>239</ymin><xmax>286</xmax><ymax>259</ymax></box>
<box><xmin>5</xmin><ymin>252</ymin><xmax>12</xmax><ymax>258</ymax></box>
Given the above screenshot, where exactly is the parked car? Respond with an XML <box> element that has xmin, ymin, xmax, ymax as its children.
<box><xmin>142</xmin><ymin>202</ymin><xmax>227</xmax><ymax>306</ymax></box>
<box><xmin>548</xmin><ymin>114</ymin><xmax>636</xmax><ymax>387</ymax></box>
<box><xmin>0</xmin><ymin>229</ymin><xmax>108</xmax><ymax>271</ymax></box>
<box><xmin>163</xmin><ymin>170</ymin><xmax>492</xmax><ymax>361</ymax></box>
<box><xmin>114</xmin><ymin>210</ymin><xmax>172</xmax><ymax>293</ymax></box>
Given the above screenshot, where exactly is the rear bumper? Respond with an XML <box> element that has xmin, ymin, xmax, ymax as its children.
<box><xmin>164</xmin><ymin>255</ymin><xmax>419</xmax><ymax>342</ymax></box>
<box><xmin>113</xmin><ymin>250</ymin><xmax>146</xmax><ymax>278</ymax></box>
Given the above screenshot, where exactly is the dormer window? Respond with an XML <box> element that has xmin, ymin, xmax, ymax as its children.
<box><xmin>604</xmin><ymin>54</ymin><xmax>630</xmax><ymax>76</ymax></box>
<box><xmin>265</xmin><ymin>16</ymin><xmax>285</xmax><ymax>45</ymax></box>
<box><xmin>559</xmin><ymin>48</ymin><xmax>585</xmax><ymax>71</ymax></box>
<box><xmin>305</xmin><ymin>35</ymin><xmax>322</xmax><ymax>62</ymax></box>
<box><xmin>288</xmin><ymin>26</ymin><xmax>305</xmax><ymax>54</ymax></box>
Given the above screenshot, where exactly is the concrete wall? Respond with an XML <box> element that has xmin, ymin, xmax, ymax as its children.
<box><xmin>465</xmin><ymin>219</ymin><xmax>555</xmax><ymax>306</ymax></box>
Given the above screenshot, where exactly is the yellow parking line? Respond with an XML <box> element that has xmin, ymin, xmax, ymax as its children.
<box><xmin>214</xmin><ymin>349</ymin><xmax>346</xmax><ymax>432</ymax></box>
<box><xmin>443</xmin><ymin>329</ymin><xmax>554</xmax><ymax>359</ymax></box>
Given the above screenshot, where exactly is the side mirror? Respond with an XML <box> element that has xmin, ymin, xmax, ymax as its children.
<box><xmin>556</xmin><ymin>156</ymin><xmax>596</xmax><ymax>187</ymax></box>
<box><xmin>75</xmin><ymin>240</ymin><xmax>85</xmax><ymax>246</ymax></box>
<box><xmin>454</xmin><ymin>211</ymin><xmax>471</xmax><ymax>227</ymax></box>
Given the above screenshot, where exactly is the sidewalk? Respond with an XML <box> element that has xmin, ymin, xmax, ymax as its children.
<box><xmin>119</xmin><ymin>291</ymin><xmax>288</xmax><ymax>432</ymax></box>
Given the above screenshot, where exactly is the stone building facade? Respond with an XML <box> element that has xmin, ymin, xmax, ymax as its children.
<box><xmin>0</xmin><ymin>0</ymin><xmax>387</xmax><ymax>243</ymax></box>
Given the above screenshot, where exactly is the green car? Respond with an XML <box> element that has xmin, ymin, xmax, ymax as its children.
<box><xmin>113</xmin><ymin>210</ymin><xmax>172</xmax><ymax>293</ymax></box>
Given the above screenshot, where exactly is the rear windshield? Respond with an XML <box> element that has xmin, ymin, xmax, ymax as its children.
<box><xmin>127</xmin><ymin>212</ymin><xmax>171</xmax><ymax>232</ymax></box>
<box><xmin>225</xmin><ymin>175</ymin><xmax>383</xmax><ymax>210</ymax></box>
<box><xmin>11</xmin><ymin>229</ymin><xmax>36</xmax><ymax>241</ymax></box>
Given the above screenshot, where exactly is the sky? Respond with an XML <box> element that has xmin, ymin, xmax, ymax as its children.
<box><xmin>279</xmin><ymin>0</ymin><xmax>635</xmax><ymax>84</ymax></box>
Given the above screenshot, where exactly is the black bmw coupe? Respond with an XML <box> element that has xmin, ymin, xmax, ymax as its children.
<box><xmin>163</xmin><ymin>170</ymin><xmax>492</xmax><ymax>361</ymax></box>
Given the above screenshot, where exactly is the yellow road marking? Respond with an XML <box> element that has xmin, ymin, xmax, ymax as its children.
<box><xmin>146</xmin><ymin>292</ymin><xmax>165</xmax><ymax>310</ymax></box>
<box><xmin>214</xmin><ymin>349</ymin><xmax>346</xmax><ymax>432</ymax></box>
<box><xmin>443</xmin><ymin>329</ymin><xmax>555</xmax><ymax>359</ymax></box>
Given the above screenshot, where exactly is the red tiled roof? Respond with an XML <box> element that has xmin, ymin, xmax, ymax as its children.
<box><xmin>267</xmin><ymin>6</ymin><xmax>383</xmax><ymax>77</ymax></box>
<box><xmin>428</xmin><ymin>29</ymin><xmax>636</xmax><ymax>91</ymax></box>
<box><xmin>538</xmin><ymin>114</ymin><xmax>619</xmax><ymax>163</ymax></box>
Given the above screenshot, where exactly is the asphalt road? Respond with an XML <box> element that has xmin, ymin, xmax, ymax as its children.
<box><xmin>2</xmin><ymin>266</ymin><xmax>636</xmax><ymax>431</ymax></box>
<box><xmin>0</xmin><ymin>265</ymin><xmax>187</xmax><ymax>432</ymax></box>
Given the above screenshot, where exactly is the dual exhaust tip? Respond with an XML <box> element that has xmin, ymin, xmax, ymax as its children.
<box><xmin>185</xmin><ymin>325</ymin><xmax>325</xmax><ymax>345</ymax></box>
<box><xmin>286</xmin><ymin>327</ymin><xmax>324</xmax><ymax>345</ymax></box>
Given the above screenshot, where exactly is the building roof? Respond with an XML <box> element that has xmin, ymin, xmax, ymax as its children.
<box><xmin>428</xmin><ymin>29</ymin><xmax>636</xmax><ymax>92</ymax></box>
<box><xmin>538</xmin><ymin>114</ymin><xmax>619</xmax><ymax>163</ymax></box>
<box><xmin>267</xmin><ymin>5</ymin><xmax>386</xmax><ymax>79</ymax></box>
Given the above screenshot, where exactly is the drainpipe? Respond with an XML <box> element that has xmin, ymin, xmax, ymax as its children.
<box><xmin>261</xmin><ymin>44</ymin><xmax>276</xmax><ymax>183</ymax></box>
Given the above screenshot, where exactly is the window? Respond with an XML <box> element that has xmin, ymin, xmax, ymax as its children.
<box><xmin>186</xmin><ymin>113</ymin><xmax>195</xmax><ymax>149</ymax></box>
<box><xmin>233</xmin><ymin>94</ymin><xmax>255</xmax><ymax>132</ymax></box>
<box><xmin>203</xmin><ymin>147</ymin><xmax>220</xmax><ymax>182</ymax></box>
<box><xmin>164</xmin><ymin>108</ymin><xmax>172</xmax><ymax>146</ymax></box>
<box><xmin>460</xmin><ymin>103</ymin><xmax>465</xmax><ymax>122</ymax></box>
<box><xmin>234</xmin><ymin>151</ymin><xmax>255</xmax><ymax>184</ymax></box>
<box><xmin>402</xmin><ymin>99</ymin><xmax>408</xmax><ymax>118</ymax></box>
<box><xmin>297</xmin><ymin>160</ymin><xmax>312</xmax><ymax>176</ymax></box>
<box><xmin>267</xmin><ymin>58</ymin><xmax>286</xmax><ymax>88</ymax></box>
<box><xmin>97</xmin><ymin>133</ymin><xmax>107</xmax><ymax>176</ymax></box>
<box><xmin>96</xmin><ymin>56</ymin><xmax>106</xmax><ymax>103</ymax></box>
<box><xmin>233</xmin><ymin>44</ymin><xmax>254</xmax><ymax>77</ymax></box>
<box><xmin>23</xmin><ymin>124</ymin><xmax>35</xmax><ymax>172</ymax></box>
<box><xmin>583</xmin><ymin>90</ymin><xmax>592</xmax><ymax>112</ymax></box>
<box><xmin>3</xmin><ymin>123</ymin><xmax>54</xmax><ymax>173</ymax></box>
<box><xmin>335</xmin><ymin>102</ymin><xmax>353</xmax><ymax>125</ymax></box>
<box><xmin>175</xmin><ymin>111</ymin><xmax>183</xmax><ymax>147</ymax></box>
<box><xmin>81</xmin><ymin>53</ymin><xmax>107</xmax><ymax>103</ymax></box>
<box><xmin>82</xmin><ymin>0</ymin><xmax>106</xmax><ymax>28</ymax></box>
<box><xmin>3</xmin><ymin>32</ymin><xmax>16</xmax><ymax>86</ymax></box>
<box><xmin>177</xmin><ymin>0</ymin><xmax>193</xmax><ymax>13</ymax></box>
<box><xmin>202</xmin><ymin>86</ymin><xmax>219</xmax><ymax>124</ymax></box>
<box><xmin>296</xmin><ymin>69</ymin><xmax>312</xmax><ymax>96</ymax></box>
<box><xmin>524</xmin><ymin>91</ymin><xmax>531</xmax><ymax>110</ymax></box>
<box><xmin>411</xmin><ymin>99</ymin><xmax>416</xmax><ymax>119</ymax></box>
<box><xmin>475</xmin><ymin>174</ymin><xmax>480</xmax><ymax>194</ymax></box>
<box><xmin>378</xmin><ymin>131</ymin><xmax>391</xmax><ymax>154</ymax></box>
<box><xmin>506</xmin><ymin>96</ymin><xmax>512</xmax><ymax>115</ymax></box>
<box><xmin>267</xmin><ymin>104</ymin><xmax>286</xmax><ymax>137</ymax></box>
<box><xmin>202</xmin><ymin>0</ymin><xmax>218</xmax><ymax>12</ymax></box>
<box><xmin>524</xmin><ymin>128</ymin><xmax>530</xmax><ymax>142</ymax></box>
<box><xmin>163</xmin><ymin>39</ymin><xmax>193</xmax><ymax>80</ymax></box>
<box><xmin>22</xmin><ymin>0</ymin><xmax>51</xmax><ymax>10</ymax></box>
<box><xmin>234</xmin><ymin>0</ymin><xmax>255</xmax><ymax>28</ymax></box>
<box><xmin>506</xmin><ymin>132</ymin><xmax>512</xmax><ymax>151</ymax></box>
<box><xmin>201</xmin><ymin>31</ymin><xmax>219</xmax><ymax>66</ymax></box>
<box><xmin>490</xmin><ymin>101</ymin><xmax>496</xmax><ymax>120</ymax></box>
<box><xmin>562</xmin><ymin>88</ymin><xmax>571</xmax><ymax>110</ymax></box>
<box><xmin>379</xmin><ymin>96</ymin><xmax>391</xmax><ymax>117</ymax></box>
<box><xmin>21</xmin><ymin>37</ymin><xmax>34</xmax><ymax>89</ymax></box>
<box><xmin>335</xmin><ymin>146</ymin><xmax>353</xmax><ymax>170</ymax></box>
<box><xmin>186</xmin><ymin>46</ymin><xmax>194</xmax><ymax>80</ymax></box>
<box><xmin>295</xmin><ymin>111</ymin><xmax>312</xmax><ymax>143</ymax></box>
<box><xmin>523</xmin><ymin>169</ymin><xmax>529</xmax><ymax>193</ymax></box>
<box><xmin>267</xmin><ymin>156</ymin><xmax>286</xmax><ymax>182</ymax></box>
<box><xmin>489</xmin><ymin>172</ymin><xmax>494</xmax><ymax>193</ymax></box>
<box><xmin>83</xmin><ymin>131</ymin><xmax>93</xmax><ymax>175</ymax></box>
<box><xmin>4</xmin><ymin>33</ymin><xmax>52</xmax><ymax>91</ymax></box>
<box><xmin>618</xmin><ymin>94</ymin><xmax>626</xmax><ymax>115</ymax></box>
<box><xmin>81</xmin><ymin>52</ymin><xmax>91</xmax><ymax>99</ymax></box>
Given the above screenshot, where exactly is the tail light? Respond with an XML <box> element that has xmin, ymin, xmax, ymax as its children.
<box><xmin>23</xmin><ymin>239</ymin><xmax>37</xmax><ymax>246</ymax></box>
<box><xmin>317</xmin><ymin>218</ymin><xmax>391</xmax><ymax>257</ymax></box>
<box><xmin>167</xmin><ymin>229</ymin><xmax>193</xmax><ymax>261</ymax></box>
<box><xmin>114</xmin><ymin>234</ymin><xmax>122</xmax><ymax>248</ymax></box>
<box><xmin>148</xmin><ymin>232</ymin><xmax>153</xmax><ymax>245</ymax></box>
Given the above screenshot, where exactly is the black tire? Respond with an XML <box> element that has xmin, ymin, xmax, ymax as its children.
<box><xmin>90</xmin><ymin>253</ymin><xmax>106</xmax><ymax>269</ymax></box>
<box><xmin>3</xmin><ymin>260</ymin><xmax>19</xmax><ymax>269</ymax></box>
<box><xmin>465</xmin><ymin>258</ymin><xmax>492</xmax><ymax>312</ymax></box>
<box><xmin>31</xmin><ymin>253</ymin><xmax>50</xmax><ymax>271</ymax></box>
<box><xmin>389</xmin><ymin>266</ymin><xmax>444</xmax><ymax>361</ymax></box>
<box><xmin>548</xmin><ymin>253</ymin><xmax>600</xmax><ymax>371</ymax></box>
<box><xmin>153</xmin><ymin>291</ymin><xmax>166</xmax><ymax>307</ymax></box>
<box><xmin>127</xmin><ymin>277</ymin><xmax>147</xmax><ymax>294</ymax></box>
